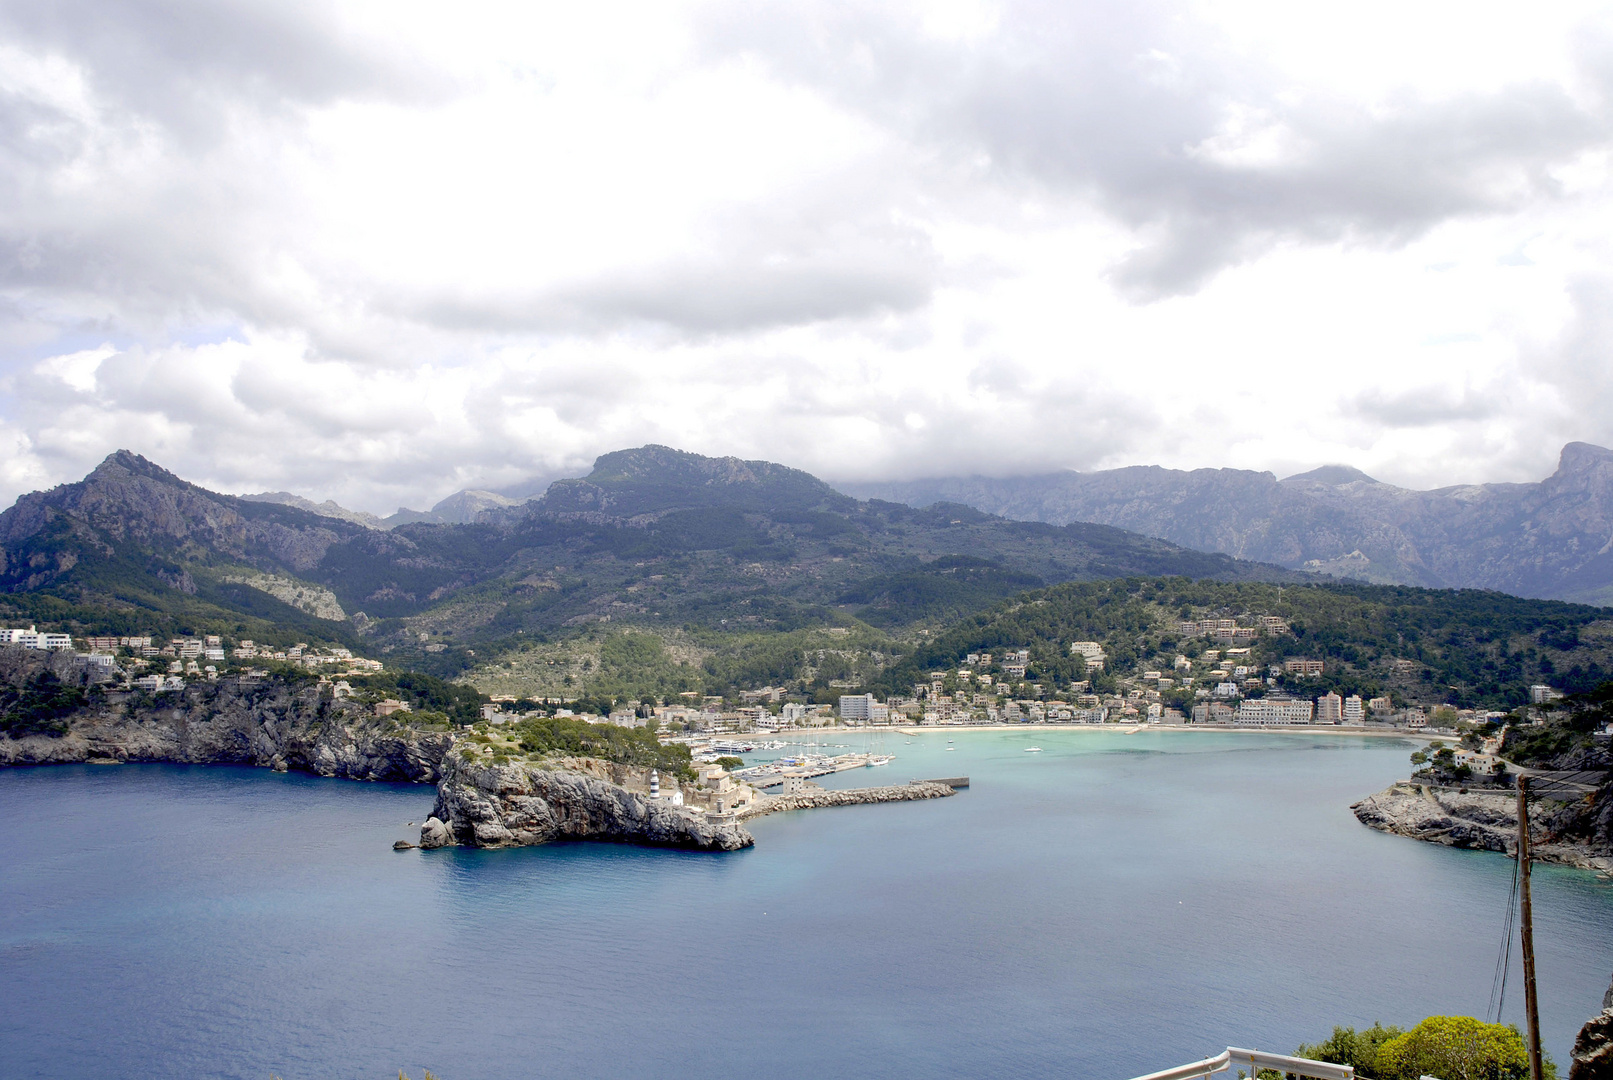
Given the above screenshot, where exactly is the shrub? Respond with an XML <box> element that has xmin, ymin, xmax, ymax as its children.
<box><xmin>1297</xmin><ymin>1022</ymin><xmax>1405</xmax><ymax>1077</ymax></box>
<box><xmin>1301</xmin><ymin>1016</ymin><xmax>1551</xmax><ymax>1080</ymax></box>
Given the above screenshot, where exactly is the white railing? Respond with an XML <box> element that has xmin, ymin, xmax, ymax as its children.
<box><xmin>1127</xmin><ymin>1047</ymin><xmax>1355</xmax><ymax>1080</ymax></box>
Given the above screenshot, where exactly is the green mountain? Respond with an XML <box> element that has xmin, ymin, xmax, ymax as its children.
<box><xmin>0</xmin><ymin>447</ymin><xmax>1303</xmax><ymax>667</ymax></box>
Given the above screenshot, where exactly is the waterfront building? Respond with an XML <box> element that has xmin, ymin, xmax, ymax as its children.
<box><xmin>1343</xmin><ymin>695</ymin><xmax>1364</xmax><ymax>723</ymax></box>
<box><xmin>1454</xmin><ymin>750</ymin><xmax>1503</xmax><ymax>775</ymax></box>
<box><xmin>838</xmin><ymin>694</ymin><xmax>877</xmax><ymax>722</ymax></box>
<box><xmin>1235</xmin><ymin>697</ymin><xmax>1315</xmax><ymax>724</ymax></box>
<box><xmin>1316</xmin><ymin>692</ymin><xmax>1343</xmax><ymax>724</ymax></box>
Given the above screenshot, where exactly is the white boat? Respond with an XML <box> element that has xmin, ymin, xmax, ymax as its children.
<box><xmin>945</xmin><ymin>746</ymin><xmax>956</xmax><ymax>752</ymax></box>
<box><xmin>1025</xmin><ymin>747</ymin><xmax>1043</xmax><ymax>753</ymax></box>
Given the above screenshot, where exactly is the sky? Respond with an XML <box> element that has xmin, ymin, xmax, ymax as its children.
<box><xmin>3</xmin><ymin>0</ymin><xmax>1613</xmax><ymax>514</ymax></box>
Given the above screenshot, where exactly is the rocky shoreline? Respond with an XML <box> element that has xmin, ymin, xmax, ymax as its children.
<box><xmin>0</xmin><ymin>659</ymin><xmax>954</xmax><ymax>853</ymax></box>
<box><xmin>420</xmin><ymin>753</ymin><xmax>754</xmax><ymax>851</ymax></box>
<box><xmin>1352</xmin><ymin>781</ymin><xmax>1613</xmax><ymax>873</ymax></box>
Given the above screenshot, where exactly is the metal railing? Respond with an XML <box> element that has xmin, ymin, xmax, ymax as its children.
<box><xmin>1127</xmin><ymin>1046</ymin><xmax>1355</xmax><ymax>1080</ymax></box>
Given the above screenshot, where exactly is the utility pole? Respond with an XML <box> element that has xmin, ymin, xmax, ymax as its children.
<box><xmin>1517</xmin><ymin>774</ymin><xmax>1544</xmax><ymax>1080</ymax></box>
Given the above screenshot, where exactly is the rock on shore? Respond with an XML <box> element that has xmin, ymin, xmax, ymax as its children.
<box><xmin>425</xmin><ymin>753</ymin><xmax>754</xmax><ymax>851</ymax></box>
<box><xmin>1352</xmin><ymin>782</ymin><xmax>1613</xmax><ymax>872</ymax></box>
<box><xmin>1571</xmin><ymin>976</ymin><xmax>1613</xmax><ymax>1080</ymax></box>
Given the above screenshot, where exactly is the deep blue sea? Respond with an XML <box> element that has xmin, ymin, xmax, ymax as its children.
<box><xmin>4</xmin><ymin>730</ymin><xmax>1612</xmax><ymax>1080</ymax></box>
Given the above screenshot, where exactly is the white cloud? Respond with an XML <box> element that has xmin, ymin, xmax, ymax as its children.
<box><xmin>0</xmin><ymin>0</ymin><xmax>1610</xmax><ymax>511</ymax></box>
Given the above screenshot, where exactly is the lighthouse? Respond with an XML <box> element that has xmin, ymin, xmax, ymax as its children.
<box><xmin>650</xmin><ymin>769</ymin><xmax>660</xmax><ymax>799</ymax></box>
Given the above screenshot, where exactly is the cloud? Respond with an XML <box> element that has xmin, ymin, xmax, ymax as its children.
<box><xmin>702</xmin><ymin>0</ymin><xmax>1610</xmax><ymax>298</ymax></box>
<box><xmin>0</xmin><ymin>0</ymin><xmax>1611</xmax><ymax>509</ymax></box>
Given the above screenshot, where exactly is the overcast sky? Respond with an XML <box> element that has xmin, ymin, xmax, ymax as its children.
<box><xmin>3</xmin><ymin>0</ymin><xmax>1612</xmax><ymax>513</ymax></box>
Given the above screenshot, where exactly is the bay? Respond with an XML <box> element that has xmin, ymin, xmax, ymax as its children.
<box><xmin>2</xmin><ymin>730</ymin><xmax>1610</xmax><ymax>1080</ymax></box>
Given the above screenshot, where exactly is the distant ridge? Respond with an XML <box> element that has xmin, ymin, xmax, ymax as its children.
<box><xmin>841</xmin><ymin>442</ymin><xmax>1613</xmax><ymax>606</ymax></box>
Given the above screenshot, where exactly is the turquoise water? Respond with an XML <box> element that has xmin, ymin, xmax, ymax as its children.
<box><xmin>2</xmin><ymin>731</ymin><xmax>1610</xmax><ymax>1080</ymax></box>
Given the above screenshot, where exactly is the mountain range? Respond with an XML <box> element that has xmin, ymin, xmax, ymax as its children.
<box><xmin>843</xmin><ymin>442</ymin><xmax>1613</xmax><ymax>607</ymax></box>
<box><xmin>0</xmin><ymin>446</ymin><xmax>1297</xmax><ymax>671</ymax></box>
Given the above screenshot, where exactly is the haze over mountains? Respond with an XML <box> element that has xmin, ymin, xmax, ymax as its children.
<box><xmin>845</xmin><ymin>443</ymin><xmax>1613</xmax><ymax>607</ymax></box>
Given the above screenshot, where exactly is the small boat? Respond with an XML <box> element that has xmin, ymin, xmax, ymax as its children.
<box><xmin>1024</xmin><ymin>747</ymin><xmax>1043</xmax><ymax>753</ymax></box>
<box><xmin>945</xmin><ymin>746</ymin><xmax>956</xmax><ymax>752</ymax></box>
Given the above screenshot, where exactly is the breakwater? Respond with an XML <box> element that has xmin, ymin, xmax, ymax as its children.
<box><xmin>744</xmin><ymin>779</ymin><xmax>957</xmax><ymax>818</ymax></box>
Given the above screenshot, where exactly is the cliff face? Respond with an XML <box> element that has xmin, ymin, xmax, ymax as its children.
<box><xmin>0</xmin><ymin>672</ymin><xmax>753</xmax><ymax>852</ymax></box>
<box><xmin>1351</xmin><ymin>782</ymin><xmax>1613</xmax><ymax>872</ymax></box>
<box><xmin>0</xmin><ymin>673</ymin><xmax>452</xmax><ymax>783</ymax></box>
<box><xmin>425</xmin><ymin>754</ymin><xmax>753</xmax><ymax>851</ymax></box>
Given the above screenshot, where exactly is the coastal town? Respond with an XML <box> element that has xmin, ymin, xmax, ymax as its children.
<box><xmin>0</xmin><ymin>611</ymin><xmax>1572</xmax><ymax>746</ymax></box>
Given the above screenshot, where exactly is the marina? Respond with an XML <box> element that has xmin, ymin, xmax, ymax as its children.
<box><xmin>737</xmin><ymin>752</ymin><xmax>896</xmax><ymax>789</ymax></box>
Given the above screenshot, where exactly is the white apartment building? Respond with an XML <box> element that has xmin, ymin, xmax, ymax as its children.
<box><xmin>0</xmin><ymin>627</ymin><xmax>73</xmax><ymax>650</ymax></box>
<box><xmin>1069</xmin><ymin>642</ymin><xmax>1106</xmax><ymax>670</ymax></box>
<box><xmin>1235</xmin><ymin>698</ymin><xmax>1316</xmax><ymax>725</ymax></box>
<box><xmin>838</xmin><ymin>694</ymin><xmax>877</xmax><ymax>721</ymax></box>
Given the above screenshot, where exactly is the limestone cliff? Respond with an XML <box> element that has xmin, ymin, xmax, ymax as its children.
<box><xmin>1570</xmin><ymin>976</ymin><xmax>1613</xmax><ymax>1080</ymax></box>
<box><xmin>0</xmin><ymin>673</ymin><xmax>450</xmax><ymax>782</ymax></box>
<box><xmin>424</xmin><ymin>753</ymin><xmax>753</xmax><ymax>851</ymax></box>
<box><xmin>1351</xmin><ymin>782</ymin><xmax>1613</xmax><ymax>872</ymax></box>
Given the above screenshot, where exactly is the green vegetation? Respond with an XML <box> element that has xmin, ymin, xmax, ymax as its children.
<box><xmin>872</xmin><ymin>578</ymin><xmax>1613</xmax><ymax>709</ymax></box>
<box><xmin>1503</xmin><ymin>678</ymin><xmax>1613</xmax><ymax>766</ymax></box>
<box><xmin>1295</xmin><ymin>1022</ymin><xmax>1406</xmax><ymax>1077</ymax></box>
<box><xmin>0</xmin><ymin>670</ymin><xmax>89</xmax><ymax>736</ymax></box>
<box><xmin>346</xmin><ymin>671</ymin><xmax>487</xmax><ymax>725</ymax></box>
<box><xmin>1299</xmin><ymin>1016</ymin><xmax>1552</xmax><ymax>1080</ymax></box>
<box><xmin>509</xmin><ymin>715</ymin><xmax>693</xmax><ymax>778</ymax></box>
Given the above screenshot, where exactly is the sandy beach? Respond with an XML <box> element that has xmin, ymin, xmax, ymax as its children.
<box><xmin>887</xmin><ymin>722</ymin><xmax>1447</xmax><ymax>740</ymax></box>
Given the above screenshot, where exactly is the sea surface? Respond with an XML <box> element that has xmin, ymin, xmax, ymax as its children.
<box><xmin>3</xmin><ymin>730</ymin><xmax>1611</xmax><ymax>1080</ymax></box>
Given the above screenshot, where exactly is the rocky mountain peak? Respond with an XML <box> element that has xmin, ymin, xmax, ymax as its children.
<box><xmin>1281</xmin><ymin>464</ymin><xmax>1380</xmax><ymax>486</ymax></box>
<box><xmin>86</xmin><ymin>449</ymin><xmax>190</xmax><ymax>489</ymax></box>
<box><xmin>585</xmin><ymin>445</ymin><xmax>829</xmax><ymax>491</ymax></box>
<box><xmin>1555</xmin><ymin>442</ymin><xmax>1613</xmax><ymax>479</ymax></box>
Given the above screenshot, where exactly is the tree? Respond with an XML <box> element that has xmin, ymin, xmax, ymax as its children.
<box><xmin>1297</xmin><ymin>1022</ymin><xmax>1405</xmax><ymax>1077</ymax></box>
<box><xmin>1375</xmin><ymin>1015</ymin><xmax>1548</xmax><ymax>1080</ymax></box>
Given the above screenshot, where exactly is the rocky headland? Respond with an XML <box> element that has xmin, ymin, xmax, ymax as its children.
<box><xmin>1352</xmin><ymin>781</ymin><xmax>1613</xmax><ymax>872</ymax></box>
<box><xmin>422</xmin><ymin>753</ymin><xmax>753</xmax><ymax>851</ymax></box>
<box><xmin>0</xmin><ymin>648</ymin><xmax>951</xmax><ymax>854</ymax></box>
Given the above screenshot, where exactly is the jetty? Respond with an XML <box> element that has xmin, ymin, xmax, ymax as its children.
<box><xmin>741</xmin><ymin>779</ymin><xmax>958</xmax><ymax>819</ymax></box>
